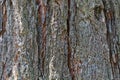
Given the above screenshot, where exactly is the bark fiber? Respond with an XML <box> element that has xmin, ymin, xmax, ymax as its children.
<box><xmin>0</xmin><ymin>0</ymin><xmax>120</xmax><ymax>80</ymax></box>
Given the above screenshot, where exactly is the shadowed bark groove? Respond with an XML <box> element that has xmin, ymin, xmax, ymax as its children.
<box><xmin>0</xmin><ymin>58</ymin><xmax>7</xmax><ymax>80</ymax></box>
<box><xmin>36</xmin><ymin>0</ymin><xmax>47</xmax><ymax>79</ymax></box>
<box><xmin>67</xmin><ymin>0</ymin><xmax>75</xmax><ymax>80</ymax></box>
<box><xmin>102</xmin><ymin>0</ymin><xmax>120</xmax><ymax>79</ymax></box>
<box><xmin>0</xmin><ymin>0</ymin><xmax>7</xmax><ymax>79</ymax></box>
<box><xmin>0</xmin><ymin>0</ymin><xmax>6</xmax><ymax>36</ymax></box>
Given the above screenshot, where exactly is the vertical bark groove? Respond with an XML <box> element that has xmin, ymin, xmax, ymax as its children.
<box><xmin>0</xmin><ymin>58</ymin><xmax>7</xmax><ymax>80</ymax></box>
<box><xmin>67</xmin><ymin>0</ymin><xmax>75</xmax><ymax>79</ymax></box>
<box><xmin>102</xmin><ymin>0</ymin><xmax>120</xmax><ymax>79</ymax></box>
<box><xmin>0</xmin><ymin>0</ymin><xmax>6</xmax><ymax>36</ymax></box>
<box><xmin>36</xmin><ymin>0</ymin><xmax>47</xmax><ymax>79</ymax></box>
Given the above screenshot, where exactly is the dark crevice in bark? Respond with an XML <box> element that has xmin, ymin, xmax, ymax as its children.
<box><xmin>0</xmin><ymin>58</ymin><xmax>7</xmax><ymax>80</ymax></box>
<box><xmin>67</xmin><ymin>0</ymin><xmax>75</xmax><ymax>80</ymax></box>
<box><xmin>0</xmin><ymin>0</ymin><xmax>6</xmax><ymax>36</ymax></box>
<box><xmin>0</xmin><ymin>0</ymin><xmax>7</xmax><ymax>78</ymax></box>
<box><xmin>36</xmin><ymin>0</ymin><xmax>47</xmax><ymax>79</ymax></box>
<box><xmin>94</xmin><ymin>5</ymin><xmax>103</xmax><ymax>21</ymax></box>
<box><xmin>102</xmin><ymin>0</ymin><xmax>120</xmax><ymax>79</ymax></box>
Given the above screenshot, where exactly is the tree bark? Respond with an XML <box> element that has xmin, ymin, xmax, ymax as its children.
<box><xmin>0</xmin><ymin>0</ymin><xmax>120</xmax><ymax>80</ymax></box>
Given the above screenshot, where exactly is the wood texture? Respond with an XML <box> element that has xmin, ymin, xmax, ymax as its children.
<box><xmin>0</xmin><ymin>0</ymin><xmax>120</xmax><ymax>80</ymax></box>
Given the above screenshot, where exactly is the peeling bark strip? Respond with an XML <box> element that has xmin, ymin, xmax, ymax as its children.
<box><xmin>36</xmin><ymin>0</ymin><xmax>47</xmax><ymax>79</ymax></box>
<box><xmin>67</xmin><ymin>0</ymin><xmax>75</xmax><ymax>80</ymax></box>
<box><xmin>0</xmin><ymin>0</ymin><xmax>6</xmax><ymax>36</ymax></box>
<box><xmin>102</xmin><ymin>0</ymin><xmax>120</xmax><ymax>78</ymax></box>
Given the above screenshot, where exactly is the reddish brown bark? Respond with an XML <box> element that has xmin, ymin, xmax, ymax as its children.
<box><xmin>0</xmin><ymin>0</ymin><xmax>6</xmax><ymax>36</ymax></box>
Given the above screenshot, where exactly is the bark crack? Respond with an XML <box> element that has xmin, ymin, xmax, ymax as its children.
<box><xmin>36</xmin><ymin>0</ymin><xmax>47</xmax><ymax>79</ymax></box>
<box><xmin>0</xmin><ymin>0</ymin><xmax>6</xmax><ymax>36</ymax></box>
<box><xmin>67</xmin><ymin>0</ymin><xmax>75</xmax><ymax>80</ymax></box>
<box><xmin>102</xmin><ymin>0</ymin><xmax>120</xmax><ymax>79</ymax></box>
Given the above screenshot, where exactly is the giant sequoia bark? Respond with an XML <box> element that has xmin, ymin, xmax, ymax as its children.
<box><xmin>0</xmin><ymin>0</ymin><xmax>120</xmax><ymax>80</ymax></box>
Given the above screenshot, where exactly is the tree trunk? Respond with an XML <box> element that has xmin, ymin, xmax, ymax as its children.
<box><xmin>0</xmin><ymin>0</ymin><xmax>120</xmax><ymax>80</ymax></box>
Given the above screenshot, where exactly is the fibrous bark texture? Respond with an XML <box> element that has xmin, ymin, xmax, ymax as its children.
<box><xmin>0</xmin><ymin>0</ymin><xmax>120</xmax><ymax>80</ymax></box>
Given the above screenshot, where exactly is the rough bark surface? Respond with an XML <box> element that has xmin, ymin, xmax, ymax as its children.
<box><xmin>0</xmin><ymin>0</ymin><xmax>120</xmax><ymax>80</ymax></box>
